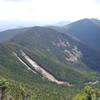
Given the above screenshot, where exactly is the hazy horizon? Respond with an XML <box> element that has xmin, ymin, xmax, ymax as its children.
<box><xmin>0</xmin><ymin>0</ymin><xmax>100</xmax><ymax>24</ymax></box>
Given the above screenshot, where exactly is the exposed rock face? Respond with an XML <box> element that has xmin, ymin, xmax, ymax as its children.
<box><xmin>13</xmin><ymin>52</ymin><xmax>37</xmax><ymax>74</ymax></box>
<box><xmin>65</xmin><ymin>46</ymin><xmax>82</xmax><ymax>63</ymax></box>
<box><xmin>52</xmin><ymin>39</ymin><xmax>82</xmax><ymax>63</ymax></box>
<box><xmin>85</xmin><ymin>80</ymin><xmax>99</xmax><ymax>85</ymax></box>
<box><xmin>52</xmin><ymin>39</ymin><xmax>70</xmax><ymax>47</ymax></box>
<box><xmin>13</xmin><ymin>50</ymin><xmax>72</xmax><ymax>86</ymax></box>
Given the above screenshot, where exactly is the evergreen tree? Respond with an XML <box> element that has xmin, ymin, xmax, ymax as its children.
<box><xmin>0</xmin><ymin>77</ymin><xmax>10</xmax><ymax>100</ymax></box>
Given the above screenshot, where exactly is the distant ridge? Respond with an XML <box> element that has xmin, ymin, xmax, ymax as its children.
<box><xmin>63</xmin><ymin>18</ymin><xmax>100</xmax><ymax>51</ymax></box>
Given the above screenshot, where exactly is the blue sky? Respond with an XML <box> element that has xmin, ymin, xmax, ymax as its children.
<box><xmin>0</xmin><ymin>0</ymin><xmax>100</xmax><ymax>24</ymax></box>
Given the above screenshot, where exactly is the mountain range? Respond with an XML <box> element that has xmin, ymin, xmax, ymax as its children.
<box><xmin>63</xmin><ymin>18</ymin><xmax>100</xmax><ymax>51</ymax></box>
<box><xmin>0</xmin><ymin>18</ymin><xmax>100</xmax><ymax>100</ymax></box>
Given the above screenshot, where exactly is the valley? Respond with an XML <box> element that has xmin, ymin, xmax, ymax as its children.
<box><xmin>0</xmin><ymin>18</ymin><xmax>100</xmax><ymax>100</ymax></box>
<box><xmin>14</xmin><ymin>50</ymin><xmax>71</xmax><ymax>86</ymax></box>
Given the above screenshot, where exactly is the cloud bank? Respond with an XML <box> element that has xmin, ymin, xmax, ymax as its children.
<box><xmin>0</xmin><ymin>0</ymin><xmax>100</xmax><ymax>23</ymax></box>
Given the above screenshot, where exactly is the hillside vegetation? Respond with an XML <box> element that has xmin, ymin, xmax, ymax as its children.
<box><xmin>0</xmin><ymin>76</ymin><xmax>81</xmax><ymax>100</ymax></box>
<box><xmin>73</xmin><ymin>86</ymin><xmax>100</xmax><ymax>100</ymax></box>
<box><xmin>64</xmin><ymin>19</ymin><xmax>100</xmax><ymax>51</ymax></box>
<box><xmin>0</xmin><ymin>19</ymin><xmax>100</xmax><ymax>100</ymax></box>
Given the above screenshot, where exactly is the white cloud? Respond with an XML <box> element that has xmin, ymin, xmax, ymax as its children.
<box><xmin>95</xmin><ymin>0</ymin><xmax>100</xmax><ymax>3</ymax></box>
<box><xmin>0</xmin><ymin>0</ymin><xmax>100</xmax><ymax>23</ymax></box>
<box><xmin>0</xmin><ymin>0</ymin><xmax>29</xmax><ymax>2</ymax></box>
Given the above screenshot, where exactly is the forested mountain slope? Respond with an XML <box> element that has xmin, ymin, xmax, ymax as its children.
<box><xmin>64</xmin><ymin>19</ymin><xmax>100</xmax><ymax>51</ymax></box>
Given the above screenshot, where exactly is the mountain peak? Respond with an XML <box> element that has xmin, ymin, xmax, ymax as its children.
<box><xmin>64</xmin><ymin>18</ymin><xmax>100</xmax><ymax>51</ymax></box>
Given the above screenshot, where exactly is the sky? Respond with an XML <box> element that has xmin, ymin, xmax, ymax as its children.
<box><xmin>0</xmin><ymin>0</ymin><xmax>100</xmax><ymax>24</ymax></box>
